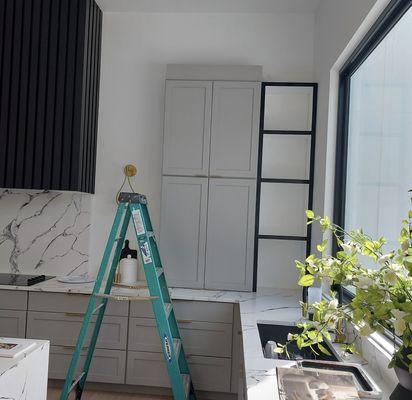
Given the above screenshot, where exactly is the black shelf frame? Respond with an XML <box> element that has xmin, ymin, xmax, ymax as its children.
<box><xmin>253</xmin><ymin>82</ymin><xmax>318</xmax><ymax>292</ymax></box>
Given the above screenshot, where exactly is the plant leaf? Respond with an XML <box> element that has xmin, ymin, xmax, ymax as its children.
<box><xmin>317</xmin><ymin>343</ymin><xmax>332</xmax><ymax>356</ymax></box>
<box><xmin>298</xmin><ymin>275</ymin><xmax>315</xmax><ymax>287</ymax></box>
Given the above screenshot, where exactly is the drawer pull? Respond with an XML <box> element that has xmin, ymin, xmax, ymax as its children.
<box><xmin>64</xmin><ymin>312</ymin><xmax>85</xmax><ymax>317</ymax></box>
<box><xmin>177</xmin><ymin>319</ymin><xmax>193</xmax><ymax>324</ymax></box>
<box><xmin>62</xmin><ymin>345</ymin><xmax>89</xmax><ymax>351</ymax></box>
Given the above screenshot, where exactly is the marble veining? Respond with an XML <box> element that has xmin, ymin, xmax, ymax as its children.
<box><xmin>0</xmin><ymin>190</ymin><xmax>90</xmax><ymax>276</ymax></box>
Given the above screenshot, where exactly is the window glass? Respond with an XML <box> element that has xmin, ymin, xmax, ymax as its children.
<box><xmin>345</xmin><ymin>6</ymin><xmax>412</xmax><ymax>253</ymax></box>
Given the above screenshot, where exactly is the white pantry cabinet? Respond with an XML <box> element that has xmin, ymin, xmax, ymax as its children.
<box><xmin>162</xmin><ymin>81</ymin><xmax>212</xmax><ymax>176</ymax></box>
<box><xmin>205</xmin><ymin>179</ymin><xmax>256</xmax><ymax>291</ymax></box>
<box><xmin>161</xmin><ymin>66</ymin><xmax>261</xmax><ymax>291</ymax></box>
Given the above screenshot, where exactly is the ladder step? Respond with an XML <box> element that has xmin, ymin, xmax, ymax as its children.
<box><xmin>147</xmin><ymin>231</ymin><xmax>155</xmax><ymax>238</ymax></box>
<box><xmin>94</xmin><ymin>293</ymin><xmax>157</xmax><ymax>301</ymax></box>
<box><xmin>113</xmin><ymin>282</ymin><xmax>148</xmax><ymax>289</ymax></box>
<box><xmin>165</xmin><ymin>302</ymin><xmax>172</xmax><ymax>318</ymax></box>
<box><xmin>182</xmin><ymin>374</ymin><xmax>191</xmax><ymax>399</ymax></box>
<box><xmin>68</xmin><ymin>372</ymin><xmax>85</xmax><ymax>393</ymax></box>
<box><xmin>173</xmin><ymin>338</ymin><xmax>181</xmax><ymax>358</ymax></box>
<box><xmin>156</xmin><ymin>267</ymin><xmax>164</xmax><ymax>277</ymax></box>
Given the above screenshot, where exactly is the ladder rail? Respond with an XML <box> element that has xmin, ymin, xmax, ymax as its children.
<box><xmin>59</xmin><ymin>203</ymin><xmax>126</xmax><ymax>399</ymax></box>
<box><xmin>130</xmin><ymin>202</ymin><xmax>193</xmax><ymax>399</ymax></box>
<box><xmin>78</xmin><ymin>208</ymin><xmax>132</xmax><ymax>394</ymax></box>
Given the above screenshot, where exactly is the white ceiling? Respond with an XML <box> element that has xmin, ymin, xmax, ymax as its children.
<box><xmin>95</xmin><ymin>0</ymin><xmax>321</xmax><ymax>13</ymax></box>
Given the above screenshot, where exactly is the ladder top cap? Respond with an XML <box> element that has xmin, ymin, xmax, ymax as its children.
<box><xmin>118</xmin><ymin>192</ymin><xmax>147</xmax><ymax>204</ymax></box>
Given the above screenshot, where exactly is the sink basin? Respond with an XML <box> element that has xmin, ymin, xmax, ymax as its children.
<box><xmin>258</xmin><ymin>323</ymin><xmax>339</xmax><ymax>362</ymax></box>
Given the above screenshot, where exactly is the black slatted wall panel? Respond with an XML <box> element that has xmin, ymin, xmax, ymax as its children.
<box><xmin>0</xmin><ymin>0</ymin><xmax>102</xmax><ymax>193</ymax></box>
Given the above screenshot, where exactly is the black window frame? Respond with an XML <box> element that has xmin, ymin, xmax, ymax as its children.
<box><xmin>334</xmin><ymin>0</ymin><xmax>412</xmax><ymax>303</ymax></box>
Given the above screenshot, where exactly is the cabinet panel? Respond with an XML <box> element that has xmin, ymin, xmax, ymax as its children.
<box><xmin>0</xmin><ymin>290</ymin><xmax>27</xmax><ymax>310</ymax></box>
<box><xmin>160</xmin><ymin>176</ymin><xmax>208</xmax><ymax>288</ymax></box>
<box><xmin>205</xmin><ymin>179</ymin><xmax>256</xmax><ymax>291</ymax></box>
<box><xmin>0</xmin><ymin>310</ymin><xmax>26</xmax><ymax>338</ymax></box>
<box><xmin>163</xmin><ymin>80</ymin><xmax>212</xmax><ymax>176</ymax></box>
<box><xmin>210</xmin><ymin>81</ymin><xmax>260</xmax><ymax>178</ymax></box>
<box><xmin>126</xmin><ymin>351</ymin><xmax>231</xmax><ymax>392</ymax></box>
<box><xmin>27</xmin><ymin>311</ymin><xmax>127</xmax><ymax>350</ymax></box>
<box><xmin>130</xmin><ymin>300</ymin><xmax>233</xmax><ymax>324</ymax></box>
<box><xmin>48</xmin><ymin>346</ymin><xmax>126</xmax><ymax>384</ymax></box>
<box><xmin>128</xmin><ymin>317</ymin><xmax>232</xmax><ymax>357</ymax></box>
<box><xmin>28</xmin><ymin>292</ymin><xmax>128</xmax><ymax>316</ymax></box>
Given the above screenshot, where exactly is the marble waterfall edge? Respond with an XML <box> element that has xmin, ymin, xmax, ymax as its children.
<box><xmin>0</xmin><ymin>189</ymin><xmax>90</xmax><ymax>276</ymax></box>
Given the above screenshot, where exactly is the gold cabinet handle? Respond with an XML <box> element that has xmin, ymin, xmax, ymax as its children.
<box><xmin>177</xmin><ymin>319</ymin><xmax>193</xmax><ymax>324</ymax></box>
<box><xmin>64</xmin><ymin>312</ymin><xmax>85</xmax><ymax>317</ymax></box>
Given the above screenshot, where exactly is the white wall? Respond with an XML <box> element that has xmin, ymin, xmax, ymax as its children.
<box><xmin>311</xmin><ymin>0</ymin><xmax>378</xmax><ymax>249</ymax></box>
<box><xmin>90</xmin><ymin>12</ymin><xmax>316</xmax><ymax>278</ymax></box>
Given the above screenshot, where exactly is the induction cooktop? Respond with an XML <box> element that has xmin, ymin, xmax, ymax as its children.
<box><xmin>0</xmin><ymin>273</ymin><xmax>54</xmax><ymax>286</ymax></box>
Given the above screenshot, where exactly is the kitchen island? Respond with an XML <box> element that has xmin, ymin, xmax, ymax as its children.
<box><xmin>0</xmin><ymin>339</ymin><xmax>49</xmax><ymax>399</ymax></box>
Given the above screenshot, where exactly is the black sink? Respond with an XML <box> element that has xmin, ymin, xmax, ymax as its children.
<box><xmin>258</xmin><ymin>323</ymin><xmax>339</xmax><ymax>362</ymax></box>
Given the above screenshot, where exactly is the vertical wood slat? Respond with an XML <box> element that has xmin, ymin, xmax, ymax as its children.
<box><xmin>90</xmin><ymin>4</ymin><xmax>102</xmax><ymax>193</ymax></box>
<box><xmin>60</xmin><ymin>0</ymin><xmax>79</xmax><ymax>190</ymax></box>
<box><xmin>0</xmin><ymin>0</ymin><xmax>101</xmax><ymax>193</ymax></box>
<box><xmin>5</xmin><ymin>0</ymin><xmax>24</xmax><ymax>188</ymax></box>
<box><xmin>32</xmin><ymin>0</ymin><xmax>51</xmax><ymax>188</ymax></box>
<box><xmin>14</xmin><ymin>0</ymin><xmax>33</xmax><ymax>188</ymax></box>
<box><xmin>42</xmin><ymin>0</ymin><xmax>60</xmax><ymax>189</ymax></box>
<box><xmin>52</xmin><ymin>0</ymin><xmax>69</xmax><ymax>189</ymax></box>
<box><xmin>24</xmin><ymin>0</ymin><xmax>42</xmax><ymax>187</ymax></box>
<box><xmin>0</xmin><ymin>0</ymin><xmax>14</xmax><ymax>184</ymax></box>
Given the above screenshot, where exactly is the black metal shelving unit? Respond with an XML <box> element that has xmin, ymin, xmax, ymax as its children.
<box><xmin>252</xmin><ymin>82</ymin><xmax>318</xmax><ymax>293</ymax></box>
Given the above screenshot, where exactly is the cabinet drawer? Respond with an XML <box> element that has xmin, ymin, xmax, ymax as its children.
<box><xmin>130</xmin><ymin>300</ymin><xmax>233</xmax><ymax>323</ymax></box>
<box><xmin>0</xmin><ymin>309</ymin><xmax>26</xmax><ymax>338</ymax></box>
<box><xmin>48</xmin><ymin>346</ymin><xmax>126</xmax><ymax>384</ymax></box>
<box><xmin>0</xmin><ymin>290</ymin><xmax>27</xmax><ymax>310</ymax></box>
<box><xmin>128</xmin><ymin>317</ymin><xmax>232</xmax><ymax>357</ymax></box>
<box><xmin>27</xmin><ymin>311</ymin><xmax>127</xmax><ymax>350</ymax></box>
<box><xmin>126</xmin><ymin>351</ymin><xmax>231</xmax><ymax>392</ymax></box>
<box><xmin>28</xmin><ymin>292</ymin><xmax>128</xmax><ymax>316</ymax></box>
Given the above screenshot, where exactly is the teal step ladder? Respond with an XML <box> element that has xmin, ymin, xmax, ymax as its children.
<box><xmin>60</xmin><ymin>192</ymin><xmax>196</xmax><ymax>400</ymax></box>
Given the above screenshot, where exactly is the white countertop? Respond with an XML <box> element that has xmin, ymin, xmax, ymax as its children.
<box><xmin>0</xmin><ymin>278</ymin><xmax>394</xmax><ymax>399</ymax></box>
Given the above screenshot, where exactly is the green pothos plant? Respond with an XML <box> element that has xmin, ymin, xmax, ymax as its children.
<box><xmin>276</xmin><ymin>208</ymin><xmax>412</xmax><ymax>372</ymax></box>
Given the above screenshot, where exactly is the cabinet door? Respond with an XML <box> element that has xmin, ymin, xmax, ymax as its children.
<box><xmin>163</xmin><ymin>80</ymin><xmax>212</xmax><ymax>176</ymax></box>
<box><xmin>0</xmin><ymin>310</ymin><xmax>26</xmax><ymax>338</ymax></box>
<box><xmin>210</xmin><ymin>81</ymin><xmax>260</xmax><ymax>178</ymax></box>
<box><xmin>160</xmin><ymin>176</ymin><xmax>208</xmax><ymax>288</ymax></box>
<box><xmin>205</xmin><ymin>179</ymin><xmax>256</xmax><ymax>291</ymax></box>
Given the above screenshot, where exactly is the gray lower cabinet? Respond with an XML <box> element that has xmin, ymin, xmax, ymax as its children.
<box><xmin>126</xmin><ymin>351</ymin><xmax>231</xmax><ymax>393</ymax></box>
<box><xmin>160</xmin><ymin>176</ymin><xmax>208</xmax><ymax>288</ymax></box>
<box><xmin>28</xmin><ymin>292</ymin><xmax>128</xmax><ymax>316</ymax></box>
<box><xmin>0</xmin><ymin>290</ymin><xmax>27</xmax><ymax>338</ymax></box>
<box><xmin>48</xmin><ymin>346</ymin><xmax>126</xmax><ymax>384</ymax></box>
<box><xmin>205</xmin><ymin>179</ymin><xmax>256</xmax><ymax>291</ymax></box>
<box><xmin>0</xmin><ymin>309</ymin><xmax>26</xmax><ymax>338</ymax></box>
<box><xmin>130</xmin><ymin>299</ymin><xmax>234</xmax><ymax>324</ymax></box>
<box><xmin>128</xmin><ymin>317</ymin><xmax>232</xmax><ymax>357</ymax></box>
<box><xmin>2</xmin><ymin>291</ymin><xmax>239</xmax><ymax>394</ymax></box>
<box><xmin>26</xmin><ymin>311</ymin><xmax>128</xmax><ymax>350</ymax></box>
<box><xmin>210</xmin><ymin>81</ymin><xmax>260</xmax><ymax>178</ymax></box>
<box><xmin>0</xmin><ymin>290</ymin><xmax>28</xmax><ymax>310</ymax></box>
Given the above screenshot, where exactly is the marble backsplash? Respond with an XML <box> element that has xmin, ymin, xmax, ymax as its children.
<box><xmin>0</xmin><ymin>189</ymin><xmax>90</xmax><ymax>276</ymax></box>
